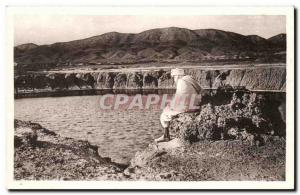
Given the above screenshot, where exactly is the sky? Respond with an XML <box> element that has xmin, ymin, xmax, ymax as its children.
<box><xmin>14</xmin><ymin>15</ymin><xmax>286</xmax><ymax>46</ymax></box>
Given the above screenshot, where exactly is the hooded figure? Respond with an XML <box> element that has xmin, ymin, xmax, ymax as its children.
<box><xmin>155</xmin><ymin>68</ymin><xmax>202</xmax><ymax>143</ymax></box>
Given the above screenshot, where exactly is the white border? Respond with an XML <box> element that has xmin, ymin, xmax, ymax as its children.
<box><xmin>5</xmin><ymin>6</ymin><xmax>295</xmax><ymax>190</ymax></box>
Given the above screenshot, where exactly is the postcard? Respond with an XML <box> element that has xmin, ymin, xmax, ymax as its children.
<box><xmin>6</xmin><ymin>6</ymin><xmax>295</xmax><ymax>190</ymax></box>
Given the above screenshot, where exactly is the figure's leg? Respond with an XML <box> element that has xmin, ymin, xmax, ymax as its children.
<box><xmin>155</xmin><ymin>109</ymin><xmax>173</xmax><ymax>143</ymax></box>
<box><xmin>163</xmin><ymin>127</ymin><xmax>170</xmax><ymax>141</ymax></box>
<box><xmin>155</xmin><ymin>127</ymin><xmax>170</xmax><ymax>143</ymax></box>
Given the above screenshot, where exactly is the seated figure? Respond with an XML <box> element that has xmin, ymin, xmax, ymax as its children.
<box><xmin>155</xmin><ymin>68</ymin><xmax>202</xmax><ymax>143</ymax></box>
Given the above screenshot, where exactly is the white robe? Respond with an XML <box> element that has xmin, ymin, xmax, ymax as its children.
<box><xmin>160</xmin><ymin>75</ymin><xmax>202</xmax><ymax>128</ymax></box>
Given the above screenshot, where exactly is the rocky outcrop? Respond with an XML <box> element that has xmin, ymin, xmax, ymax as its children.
<box><xmin>126</xmin><ymin>137</ymin><xmax>285</xmax><ymax>181</ymax></box>
<box><xmin>14</xmin><ymin>120</ymin><xmax>128</xmax><ymax>180</ymax></box>
<box><xmin>14</xmin><ymin>118</ymin><xmax>286</xmax><ymax>181</ymax></box>
<box><xmin>169</xmin><ymin>89</ymin><xmax>286</xmax><ymax>144</ymax></box>
<box><xmin>124</xmin><ymin>89</ymin><xmax>286</xmax><ymax>181</ymax></box>
<box><xmin>14</xmin><ymin>66</ymin><xmax>286</xmax><ymax>94</ymax></box>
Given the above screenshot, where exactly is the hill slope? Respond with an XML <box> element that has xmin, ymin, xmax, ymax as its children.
<box><xmin>14</xmin><ymin>27</ymin><xmax>286</xmax><ymax>70</ymax></box>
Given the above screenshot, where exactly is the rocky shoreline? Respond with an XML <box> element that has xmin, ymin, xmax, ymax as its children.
<box><xmin>14</xmin><ymin>119</ymin><xmax>129</xmax><ymax>180</ymax></box>
<box><xmin>15</xmin><ymin>66</ymin><xmax>286</xmax><ymax>97</ymax></box>
<box><xmin>14</xmin><ymin>89</ymin><xmax>286</xmax><ymax>181</ymax></box>
<box><xmin>14</xmin><ymin>119</ymin><xmax>286</xmax><ymax>181</ymax></box>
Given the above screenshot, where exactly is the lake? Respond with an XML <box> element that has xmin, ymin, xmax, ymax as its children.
<box><xmin>14</xmin><ymin>90</ymin><xmax>286</xmax><ymax>164</ymax></box>
<box><xmin>14</xmin><ymin>95</ymin><xmax>163</xmax><ymax>164</ymax></box>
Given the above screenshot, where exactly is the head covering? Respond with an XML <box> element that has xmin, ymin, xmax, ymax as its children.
<box><xmin>171</xmin><ymin>68</ymin><xmax>185</xmax><ymax>76</ymax></box>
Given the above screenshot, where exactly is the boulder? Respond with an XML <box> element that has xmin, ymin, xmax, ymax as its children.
<box><xmin>169</xmin><ymin>91</ymin><xmax>280</xmax><ymax>145</ymax></box>
<box><xmin>14</xmin><ymin>120</ymin><xmax>39</xmax><ymax>147</ymax></box>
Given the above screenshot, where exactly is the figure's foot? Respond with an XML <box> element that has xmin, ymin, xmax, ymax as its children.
<box><xmin>154</xmin><ymin>135</ymin><xmax>170</xmax><ymax>143</ymax></box>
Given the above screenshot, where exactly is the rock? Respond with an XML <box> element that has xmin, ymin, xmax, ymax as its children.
<box><xmin>13</xmin><ymin>117</ymin><xmax>286</xmax><ymax>181</ymax></box>
<box><xmin>14</xmin><ymin>119</ymin><xmax>128</xmax><ymax>180</ymax></box>
<box><xmin>156</xmin><ymin>138</ymin><xmax>184</xmax><ymax>150</ymax></box>
<box><xmin>158</xmin><ymin>71</ymin><xmax>174</xmax><ymax>88</ymax></box>
<box><xmin>128</xmin><ymin>137</ymin><xmax>286</xmax><ymax>181</ymax></box>
<box><xmin>105</xmin><ymin>72</ymin><xmax>116</xmax><ymax>88</ymax></box>
<box><xmin>14</xmin><ymin>120</ymin><xmax>41</xmax><ymax>147</ymax></box>
<box><xmin>123</xmin><ymin>167</ymin><xmax>135</xmax><ymax>176</ymax></box>
<box><xmin>130</xmin><ymin>146</ymin><xmax>163</xmax><ymax>168</ymax></box>
<box><xmin>82</xmin><ymin>73</ymin><xmax>96</xmax><ymax>88</ymax></box>
<box><xmin>169</xmin><ymin>113</ymin><xmax>198</xmax><ymax>143</ymax></box>
<box><xmin>47</xmin><ymin>73</ymin><xmax>68</xmax><ymax>90</ymax></box>
<box><xmin>95</xmin><ymin>72</ymin><xmax>116</xmax><ymax>89</ymax></box>
<box><xmin>127</xmin><ymin>72</ymin><xmax>143</xmax><ymax>88</ymax></box>
<box><xmin>65</xmin><ymin>73</ymin><xmax>81</xmax><ymax>89</ymax></box>
<box><xmin>114</xmin><ymin>73</ymin><xmax>127</xmax><ymax>88</ymax></box>
<box><xmin>15</xmin><ymin>67</ymin><xmax>286</xmax><ymax>93</ymax></box>
<box><xmin>143</xmin><ymin>72</ymin><xmax>158</xmax><ymax>88</ymax></box>
<box><xmin>14</xmin><ymin>126</ymin><xmax>37</xmax><ymax>147</ymax></box>
<box><xmin>169</xmin><ymin>90</ymin><xmax>284</xmax><ymax>144</ymax></box>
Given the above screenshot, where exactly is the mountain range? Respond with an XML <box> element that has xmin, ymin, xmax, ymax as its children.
<box><xmin>14</xmin><ymin>27</ymin><xmax>286</xmax><ymax>69</ymax></box>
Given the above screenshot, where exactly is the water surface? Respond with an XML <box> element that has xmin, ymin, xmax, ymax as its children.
<box><xmin>15</xmin><ymin>95</ymin><xmax>163</xmax><ymax>163</ymax></box>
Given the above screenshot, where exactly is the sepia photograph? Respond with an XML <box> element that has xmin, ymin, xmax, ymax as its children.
<box><xmin>6</xmin><ymin>6</ymin><xmax>295</xmax><ymax>190</ymax></box>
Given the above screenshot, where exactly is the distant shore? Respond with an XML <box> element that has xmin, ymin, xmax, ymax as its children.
<box><xmin>14</xmin><ymin>88</ymin><xmax>176</xmax><ymax>99</ymax></box>
<box><xmin>14</xmin><ymin>88</ymin><xmax>286</xmax><ymax>99</ymax></box>
<box><xmin>14</xmin><ymin>65</ymin><xmax>287</xmax><ymax>99</ymax></box>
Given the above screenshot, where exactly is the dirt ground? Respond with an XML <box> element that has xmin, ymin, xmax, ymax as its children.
<box><xmin>128</xmin><ymin>137</ymin><xmax>285</xmax><ymax>181</ymax></box>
